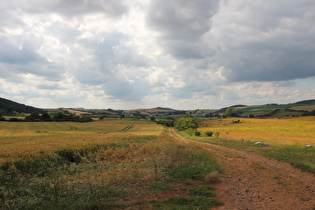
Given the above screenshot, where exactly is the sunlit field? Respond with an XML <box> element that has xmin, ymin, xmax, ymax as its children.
<box><xmin>0</xmin><ymin>118</ymin><xmax>162</xmax><ymax>137</ymax></box>
<box><xmin>199</xmin><ymin>116</ymin><xmax>315</xmax><ymax>145</ymax></box>
<box><xmin>0</xmin><ymin>119</ymin><xmax>222</xmax><ymax>209</ymax></box>
<box><xmin>0</xmin><ymin>119</ymin><xmax>162</xmax><ymax>163</ymax></box>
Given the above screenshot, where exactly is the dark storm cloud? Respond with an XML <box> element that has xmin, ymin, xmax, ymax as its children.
<box><xmin>222</xmin><ymin>45</ymin><xmax>315</xmax><ymax>82</ymax></box>
<box><xmin>103</xmin><ymin>77</ymin><xmax>150</xmax><ymax>101</ymax></box>
<box><xmin>147</xmin><ymin>0</ymin><xmax>220</xmax><ymax>59</ymax></box>
<box><xmin>212</xmin><ymin>0</ymin><xmax>315</xmax><ymax>82</ymax></box>
<box><xmin>72</xmin><ymin>32</ymin><xmax>151</xmax><ymax>100</ymax></box>
<box><xmin>73</xmin><ymin>32</ymin><xmax>125</xmax><ymax>85</ymax></box>
<box><xmin>15</xmin><ymin>0</ymin><xmax>128</xmax><ymax>18</ymax></box>
<box><xmin>1</xmin><ymin>0</ymin><xmax>315</xmax><ymax>109</ymax></box>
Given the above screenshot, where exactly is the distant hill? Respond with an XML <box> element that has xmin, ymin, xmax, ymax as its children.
<box><xmin>292</xmin><ymin>99</ymin><xmax>315</xmax><ymax>105</ymax></box>
<box><xmin>123</xmin><ymin>107</ymin><xmax>180</xmax><ymax>116</ymax></box>
<box><xmin>223</xmin><ymin>99</ymin><xmax>315</xmax><ymax>118</ymax></box>
<box><xmin>0</xmin><ymin>97</ymin><xmax>44</xmax><ymax>114</ymax></box>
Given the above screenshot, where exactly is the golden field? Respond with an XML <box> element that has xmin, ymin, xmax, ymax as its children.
<box><xmin>199</xmin><ymin>116</ymin><xmax>315</xmax><ymax>145</ymax></box>
<box><xmin>0</xmin><ymin>119</ymin><xmax>163</xmax><ymax>163</ymax></box>
<box><xmin>0</xmin><ymin>118</ymin><xmax>222</xmax><ymax>209</ymax></box>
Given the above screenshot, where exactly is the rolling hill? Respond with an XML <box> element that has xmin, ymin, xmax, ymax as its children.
<box><xmin>0</xmin><ymin>97</ymin><xmax>44</xmax><ymax>114</ymax></box>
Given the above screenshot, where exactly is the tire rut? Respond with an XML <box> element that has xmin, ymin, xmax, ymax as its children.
<box><xmin>169</xmin><ymin>128</ymin><xmax>315</xmax><ymax>210</ymax></box>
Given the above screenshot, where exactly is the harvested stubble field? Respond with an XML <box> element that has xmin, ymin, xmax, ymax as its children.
<box><xmin>0</xmin><ymin>119</ymin><xmax>223</xmax><ymax>209</ymax></box>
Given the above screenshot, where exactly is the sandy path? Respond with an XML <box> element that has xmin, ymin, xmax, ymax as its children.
<box><xmin>169</xmin><ymin>128</ymin><xmax>315</xmax><ymax>210</ymax></box>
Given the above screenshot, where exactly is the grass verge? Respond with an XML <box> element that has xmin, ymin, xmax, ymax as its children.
<box><xmin>178</xmin><ymin>130</ymin><xmax>315</xmax><ymax>174</ymax></box>
<box><xmin>262</xmin><ymin>146</ymin><xmax>315</xmax><ymax>173</ymax></box>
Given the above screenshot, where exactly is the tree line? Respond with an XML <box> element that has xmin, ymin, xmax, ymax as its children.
<box><xmin>0</xmin><ymin>112</ymin><xmax>93</xmax><ymax>122</ymax></box>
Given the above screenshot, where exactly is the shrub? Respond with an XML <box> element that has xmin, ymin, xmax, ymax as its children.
<box><xmin>156</xmin><ymin>120</ymin><xmax>174</xmax><ymax>127</ymax></box>
<box><xmin>205</xmin><ymin>131</ymin><xmax>214</xmax><ymax>137</ymax></box>
<box><xmin>185</xmin><ymin>128</ymin><xmax>197</xmax><ymax>136</ymax></box>
<box><xmin>9</xmin><ymin>118</ymin><xmax>19</xmax><ymax>122</ymax></box>
<box><xmin>194</xmin><ymin>131</ymin><xmax>201</xmax><ymax>136</ymax></box>
<box><xmin>0</xmin><ymin>115</ymin><xmax>5</xmax><ymax>121</ymax></box>
<box><xmin>214</xmin><ymin>132</ymin><xmax>220</xmax><ymax>138</ymax></box>
<box><xmin>174</xmin><ymin>115</ymin><xmax>198</xmax><ymax>131</ymax></box>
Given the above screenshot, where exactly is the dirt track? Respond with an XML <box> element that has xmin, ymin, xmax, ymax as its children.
<box><xmin>169</xmin><ymin>128</ymin><xmax>315</xmax><ymax>210</ymax></box>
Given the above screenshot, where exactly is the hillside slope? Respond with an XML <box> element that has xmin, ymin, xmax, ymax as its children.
<box><xmin>0</xmin><ymin>97</ymin><xmax>44</xmax><ymax>114</ymax></box>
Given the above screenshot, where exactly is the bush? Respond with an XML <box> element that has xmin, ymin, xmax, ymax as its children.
<box><xmin>214</xmin><ymin>132</ymin><xmax>220</xmax><ymax>138</ymax></box>
<box><xmin>9</xmin><ymin>118</ymin><xmax>19</xmax><ymax>122</ymax></box>
<box><xmin>205</xmin><ymin>131</ymin><xmax>214</xmax><ymax>137</ymax></box>
<box><xmin>174</xmin><ymin>115</ymin><xmax>198</xmax><ymax>131</ymax></box>
<box><xmin>0</xmin><ymin>115</ymin><xmax>5</xmax><ymax>121</ymax></box>
<box><xmin>185</xmin><ymin>128</ymin><xmax>197</xmax><ymax>136</ymax></box>
<box><xmin>156</xmin><ymin>120</ymin><xmax>174</xmax><ymax>127</ymax></box>
<box><xmin>195</xmin><ymin>131</ymin><xmax>201</xmax><ymax>136</ymax></box>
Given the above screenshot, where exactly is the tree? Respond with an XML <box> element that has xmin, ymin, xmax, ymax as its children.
<box><xmin>0</xmin><ymin>114</ymin><xmax>5</xmax><ymax>121</ymax></box>
<box><xmin>174</xmin><ymin>115</ymin><xmax>199</xmax><ymax>131</ymax></box>
<box><xmin>41</xmin><ymin>113</ymin><xmax>51</xmax><ymax>121</ymax></box>
<box><xmin>29</xmin><ymin>112</ymin><xmax>40</xmax><ymax>121</ymax></box>
<box><xmin>223</xmin><ymin>107</ymin><xmax>233</xmax><ymax>118</ymax></box>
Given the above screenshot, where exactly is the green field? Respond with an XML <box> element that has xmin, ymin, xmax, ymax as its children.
<box><xmin>232</xmin><ymin>100</ymin><xmax>315</xmax><ymax>117</ymax></box>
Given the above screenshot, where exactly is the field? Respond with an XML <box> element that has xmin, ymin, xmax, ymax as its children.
<box><xmin>197</xmin><ymin>116</ymin><xmax>315</xmax><ymax>174</ymax></box>
<box><xmin>289</xmin><ymin>105</ymin><xmax>315</xmax><ymax>112</ymax></box>
<box><xmin>0</xmin><ymin>119</ymin><xmax>222</xmax><ymax>209</ymax></box>
<box><xmin>199</xmin><ymin>116</ymin><xmax>315</xmax><ymax>145</ymax></box>
<box><xmin>1</xmin><ymin>116</ymin><xmax>315</xmax><ymax>208</ymax></box>
<box><xmin>0</xmin><ymin>119</ymin><xmax>163</xmax><ymax>163</ymax></box>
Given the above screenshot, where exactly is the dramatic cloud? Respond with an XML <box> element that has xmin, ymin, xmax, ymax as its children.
<box><xmin>147</xmin><ymin>0</ymin><xmax>220</xmax><ymax>59</ymax></box>
<box><xmin>207</xmin><ymin>0</ymin><xmax>315</xmax><ymax>82</ymax></box>
<box><xmin>0</xmin><ymin>0</ymin><xmax>314</xmax><ymax>109</ymax></box>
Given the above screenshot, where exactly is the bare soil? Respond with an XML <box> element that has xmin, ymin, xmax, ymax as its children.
<box><xmin>169</xmin><ymin>128</ymin><xmax>315</xmax><ymax>210</ymax></box>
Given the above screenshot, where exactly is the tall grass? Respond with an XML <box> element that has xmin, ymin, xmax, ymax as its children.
<box><xmin>0</xmin><ymin>130</ymin><xmax>222</xmax><ymax>209</ymax></box>
<box><xmin>262</xmin><ymin>146</ymin><xmax>315</xmax><ymax>173</ymax></box>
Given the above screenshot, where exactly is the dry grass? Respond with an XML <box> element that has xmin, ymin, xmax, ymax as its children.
<box><xmin>0</xmin><ymin>119</ymin><xmax>163</xmax><ymax>163</ymax></box>
<box><xmin>0</xmin><ymin>119</ymin><xmax>222</xmax><ymax>209</ymax></box>
<box><xmin>199</xmin><ymin>116</ymin><xmax>315</xmax><ymax>145</ymax></box>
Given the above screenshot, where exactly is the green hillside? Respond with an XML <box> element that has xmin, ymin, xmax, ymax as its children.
<box><xmin>230</xmin><ymin>99</ymin><xmax>315</xmax><ymax>118</ymax></box>
<box><xmin>0</xmin><ymin>97</ymin><xmax>44</xmax><ymax>114</ymax></box>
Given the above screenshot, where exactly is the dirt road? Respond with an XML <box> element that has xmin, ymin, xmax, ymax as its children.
<box><xmin>169</xmin><ymin>128</ymin><xmax>315</xmax><ymax>210</ymax></box>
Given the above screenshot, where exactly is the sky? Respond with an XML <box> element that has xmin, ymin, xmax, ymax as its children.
<box><xmin>1</xmin><ymin>0</ymin><xmax>315</xmax><ymax>110</ymax></box>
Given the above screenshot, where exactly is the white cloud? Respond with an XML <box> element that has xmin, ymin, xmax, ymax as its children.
<box><xmin>0</xmin><ymin>0</ymin><xmax>315</xmax><ymax>109</ymax></box>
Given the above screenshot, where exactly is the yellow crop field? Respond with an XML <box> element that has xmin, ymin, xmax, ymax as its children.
<box><xmin>199</xmin><ymin>116</ymin><xmax>315</xmax><ymax>145</ymax></box>
<box><xmin>0</xmin><ymin>119</ymin><xmax>163</xmax><ymax>163</ymax></box>
<box><xmin>0</xmin><ymin>118</ymin><xmax>222</xmax><ymax>209</ymax></box>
